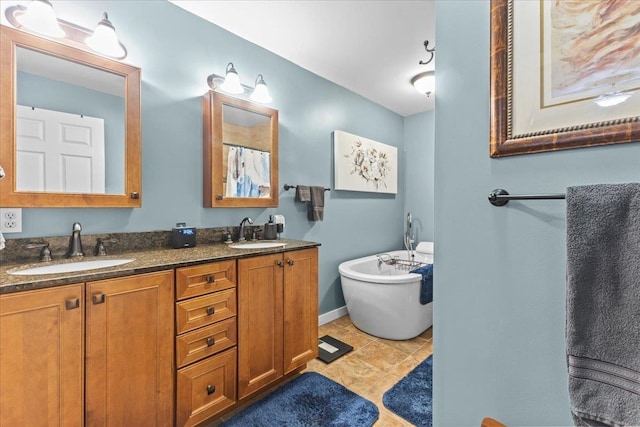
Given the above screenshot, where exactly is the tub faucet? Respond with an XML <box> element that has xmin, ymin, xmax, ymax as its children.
<box><xmin>404</xmin><ymin>213</ymin><xmax>414</xmax><ymax>258</ymax></box>
<box><xmin>238</xmin><ymin>217</ymin><xmax>254</xmax><ymax>242</ymax></box>
<box><xmin>67</xmin><ymin>222</ymin><xmax>84</xmax><ymax>258</ymax></box>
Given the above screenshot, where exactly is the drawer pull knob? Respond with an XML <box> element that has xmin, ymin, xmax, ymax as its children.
<box><xmin>287</xmin><ymin>259</ymin><xmax>295</xmax><ymax>266</ymax></box>
<box><xmin>206</xmin><ymin>275</ymin><xmax>215</xmax><ymax>284</ymax></box>
<box><xmin>65</xmin><ymin>298</ymin><xmax>80</xmax><ymax>310</ymax></box>
<box><xmin>277</xmin><ymin>261</ymin><xmax>284</xmax><ymax>267</ymax></box>
<box><xmin>206</xmin><ymin>337</ymin><xmax>215</xmax><ymax>347</ymax></box>
<box><xmin>206</xmin><ymin>385</ymin><xmax>216</xmax><ymax>395</ymax></box>
<box><xmin>92</xmin><ymin>294</ymin><xmax>106</xmax><ymax>305</ymax></box>
<box><xmin>206</xmin><ymin>306</ymin><xmax>215</xmax><ymax>316</ymax></box>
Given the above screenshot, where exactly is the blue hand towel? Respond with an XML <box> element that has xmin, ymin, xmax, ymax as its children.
<box><xmin>411</xmin><ymin>264</ymin><xmax>433</xmax><ymax>305</ymax></box>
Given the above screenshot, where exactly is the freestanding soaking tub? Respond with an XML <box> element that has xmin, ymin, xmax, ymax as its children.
<box><xmin>338</xmin><ymin>242</ymin><xmax>433</xmax><ymax>340</ymax></box>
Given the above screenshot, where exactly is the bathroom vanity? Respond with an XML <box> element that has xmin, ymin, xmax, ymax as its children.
<box><xmin>0</xmin><ymin>240</ymin><xmax>319</xmax><ymax>427</ymax></box>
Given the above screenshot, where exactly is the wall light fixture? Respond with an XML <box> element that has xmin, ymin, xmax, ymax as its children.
<box><xmin>5</xmin><ymin>1</ymin><xmax>128</xmax><ymax>59</ymax></box>
<box><xmin>15</xmin><ymin>0</ymin><xmax>64</xmax><ymax>37</ymax></box>
<box><xmin>207</xmin><ymin>63</ymin><xmax>273</xmax><ymax>104</ymax></box>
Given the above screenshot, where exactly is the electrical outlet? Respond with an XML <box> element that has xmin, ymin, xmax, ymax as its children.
<box><xmin>0</xmin><ymin>208</ymin><xmax>22</xmax><ymax>233</ymax></box>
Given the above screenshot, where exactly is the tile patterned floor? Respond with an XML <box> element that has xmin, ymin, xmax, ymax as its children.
<box><xmin>306</xmin><ymin>315</ymin><xmax>433</xmax><ymax>427</ymax></box>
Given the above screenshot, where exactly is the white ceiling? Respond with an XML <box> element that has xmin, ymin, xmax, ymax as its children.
<box><xmin>170</xmin><ymin>1</ymin><xmax>435</xmax><ymax>117</ymax></box>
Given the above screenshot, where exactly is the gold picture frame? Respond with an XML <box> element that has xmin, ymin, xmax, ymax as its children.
<box><xmin>490</xmin><ymin>0</ymin><xmax>640</xmax><ymax>157</ymax></box>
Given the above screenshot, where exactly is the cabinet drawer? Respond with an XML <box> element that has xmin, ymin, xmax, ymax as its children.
<box><xmin>176</xmin><ymin>289</ymin><xmax>236</xmax><ymax>334</ymax></box>
<box><xmin>176</xmin><ymin>260</ymin><xmax>236</xmax><ymax>301</ymax></box>
<box><xmin>176</xmin><ymin>317</ymin><xmax>237</xmax><ymax>368</ymax></box>
<box><xmin>176</xmin><ymin>348</ymin><xmax>237</xmax><ymax>427</ymax></box>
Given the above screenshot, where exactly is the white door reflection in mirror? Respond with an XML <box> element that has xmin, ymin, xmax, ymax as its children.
<box><xmin>16</xmin><ymin>105</ymin><xmax>105</xmax><ymax>193</ymax></box>
<box><xmin>15</xmin><ymin>46</ymin><xmax>125</xmax><ymax>195</ymax></box>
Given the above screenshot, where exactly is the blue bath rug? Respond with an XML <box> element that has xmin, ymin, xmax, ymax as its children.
<box><xmin>383</xmin><ymin>355</ymin><xmax>433</xmax><ymax>427</ymax></box>
<box><xmin>221</xmin><ymin>372</ymin><xmax>379</xmax><ymax>427</ymax></box>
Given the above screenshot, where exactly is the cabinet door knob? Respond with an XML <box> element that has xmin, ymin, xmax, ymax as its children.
<box><xmin>65</xmin><ymin>298</ymin><xmax>80</xmax><ymax>310</ymax></box>
<box><xmin>206</xmin><ymin>337</ymin><xmax>215</xmax><ymax>347</ymax></box>
<box><xmin>206</xmin><ymin>385</ymin><xmax>216</xmax><ymax>395</ymax></box>
<box><xmin>206</xmin><ymin>275</ymin><xmax>215</xmax><ymax>284</ymax></box>
<box><xmin>287</xmin><ymin>259</ymin><xmax>295</xmax><ymax>266</ymax></box>
<box><xmin>206</xmin><ymin>306</ymin><xmax>215</xmax><ymax>316</ymax></box>
<box><xmin>277</xmin><ymin>261</ymin><xmax>284</xmax><ymax>267</ymax></box>
<box><xmin>92</xmin><ymin>294</ymin><xmax>106</xmax><ymax>305</ymax></box>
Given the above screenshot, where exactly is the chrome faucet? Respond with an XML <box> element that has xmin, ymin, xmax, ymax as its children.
<box><xmin>67</xmin><ymin>222</ymin><xmax>84</xmax><ymax>258</ymax></box>
<box><xmin>404</xmin><ymin>213</ymin><xmax>414</xmax><ymax>258</ymax></box>
<box><xmin>238</xmin><ymin>217</ymin><xmax>254</xmax><ymax>242</ymax></box>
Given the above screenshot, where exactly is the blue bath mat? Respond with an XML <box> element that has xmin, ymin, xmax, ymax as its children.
<box><xmin>221</xmin><ymin>372</ymin><xmax>379</xmax><ymax>426</ymax></box>
<box><xmin>383</xmin><ymin>355</ymin><xmax>433</xmax><ymax>427</ymax></box>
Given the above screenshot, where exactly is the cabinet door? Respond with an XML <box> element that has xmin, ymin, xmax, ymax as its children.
<box><xmin>0</xmin><ymin>284</ymin><xmax>84</xmax><ymax>427</ymax></box>
<box><xmin>85</xmin><ymin>270</ymin><xmax>174</xmax><ymax>427</ymax></box>
<box><xmin>283</xmin><ymin>248</ymin><xmax>319</xmax><ymax>374</ymax></box>
<box><xmin>237</xmin><ymin>253</ymin><xmax>283</xmax><ymax>399</ymax></box>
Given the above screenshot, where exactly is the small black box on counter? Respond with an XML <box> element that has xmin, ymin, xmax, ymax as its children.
<box><xmin>172</xmin><ymin>223</ymin><xmax>196</xmax><ymax>249</ymax></box>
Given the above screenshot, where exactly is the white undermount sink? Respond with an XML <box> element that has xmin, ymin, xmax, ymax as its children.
<box><xmin>228</xmin><ymin>242</ymin><xmax>287</xmax><ymax>249</ymax></box>
<box><xmin>8</xmin><ymin>259</ymin><xmax>134</xmax><ymax>276</ymax></box>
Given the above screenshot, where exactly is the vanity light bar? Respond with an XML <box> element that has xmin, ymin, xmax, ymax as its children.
<box><xmin>5</xmin><ymin>2</ymin><xmax>127</xmax><ymax>60</ymax></box>
<box><xmin>206</xmin><ymin>62</ymin><xmax>273</xmax><ymax>104</ymax></box>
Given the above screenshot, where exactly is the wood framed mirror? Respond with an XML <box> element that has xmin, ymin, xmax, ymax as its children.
<box><xmin>203</xmin><ymin>91</ymin><xmax>279</xmax><ymax>208</ymax></box>
<box><xmin>0</xmin><ymin>26</ymin><xmax>141</xmax><ymax>208</ymax></box>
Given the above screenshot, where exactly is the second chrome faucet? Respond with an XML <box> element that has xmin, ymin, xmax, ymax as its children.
<box><xmin>67</xmin><ymin>222</ymin><xmax>84</xmax><ymax>258</ymax></box>
<box><xmin>238</xmin><ymin>217</ymin><xmax>254</xmax><ymax>242</ymax></box>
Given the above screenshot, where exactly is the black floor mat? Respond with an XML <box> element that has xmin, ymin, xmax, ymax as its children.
<box><xmin>317</xmin><ymin>335</ymin><xmax>353</xmax><ymax>364</ymax></box>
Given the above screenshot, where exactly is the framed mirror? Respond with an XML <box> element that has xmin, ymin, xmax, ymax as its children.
<box><xmin>203</xmin><ymin>91</ymin><xmax>279</xmax><ymax>208</ymax></box>
<box><xmin>0</xmin><ymin>26</ymin><xmax>141</xmax><ymax>207</ymax></box>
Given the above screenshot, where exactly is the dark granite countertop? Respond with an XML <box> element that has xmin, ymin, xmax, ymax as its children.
<box><xmin>0</xmin><ymin>239</ymin><xmax>320</xmax><ymax>294</ymax></box>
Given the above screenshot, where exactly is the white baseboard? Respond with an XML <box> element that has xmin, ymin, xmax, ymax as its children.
<box><xmin>318</xmin><ymin>305</ymin><xmax>348</xmax><ymax>326</ymax></box>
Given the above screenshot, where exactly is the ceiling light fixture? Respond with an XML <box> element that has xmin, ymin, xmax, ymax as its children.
<box><xmin>15</xmin><ymin>0</ymin><xmax>64</xmax><ymax>38</ymax></box>
<box><xmin>5</xmin><ymin>2</ymin><xmax>128</xmax><ymax>60</ymax></box>
<box><xmin>594</xmin><ymin>91</ymin><xmax>632</xmax><ymax>108</ymax></box>
<box><xmin>412</xmin><ymin>71</ymin><xmax>435</xmax><ymax>97</ymax></box>
<box><xmin>412</xmin><ymin>39</ymin><xmax>436</xmax><ymax>97</ymax></box>
<box><xmin>207</xmin><ymin>64</ymin><xmax>273</xmax><ymax>103</ymax></box>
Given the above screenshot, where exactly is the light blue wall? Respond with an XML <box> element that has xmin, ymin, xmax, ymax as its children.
<box><xmin>17</xmin><ymin>71</ymin><xmax>125</xmax><ymax>193</ymax></box>
<box><xmin>7</xmin><ymin>1</ymin><xmax>408</xmax><ymax>315</ymax></box>
<box><xmin>404</xmin><ymin>111</ymin><xmax>435</xmax><ymax>243</ymax></box>
<box><xmin>433</xmin><ymin>1</ymin><xmax>639</xmax><ymax>426</ymax></box>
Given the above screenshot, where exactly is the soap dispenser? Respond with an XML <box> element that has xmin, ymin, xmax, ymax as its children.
<box><xmin>264</xmin><ymin>217</ymin><xmax>277</xmax><ymax>240</ymax></box>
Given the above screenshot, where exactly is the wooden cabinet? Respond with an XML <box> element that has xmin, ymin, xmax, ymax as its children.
<box><xmin>0</xmin><ymin>244</ymin><xmax>318</xmax><ymax>427</ymax></box>
<box><xmin>237</xmin><ymin>248</ymin><xmax>318</xmax><ymax>399</ymax></box>
<box><xmin>0</xmin><ymin>284</ymin><xmax>84</xmax><ymax>427</ymax></box>
<box><xmin>0</xmin><ymin>271</ymin><xmax>174</xmax><ymax>427</ymax></box>
<box><xmin>282</xmin><ymin>248</ymin><xmax>319</xmax><ymax>374</ymax></box>
<box><xmin>175</xmin><ymin>261</ymin><xmax>238</xmax><ymax>427</ymax></box>
<box><xmin>85</xmin><ymin>270</ymin><xmax>174</xmax><ymax>426</ymax></box>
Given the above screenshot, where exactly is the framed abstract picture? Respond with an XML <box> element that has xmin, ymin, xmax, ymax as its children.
<box><xmin>490</xmin><ymin>0</ymin><xmax>640</xmax><ymax>157</ymax></box>
<box><xmin>333</xmin><ymin>130</ymin><xmax>398</xmax><ymax>194</ymax></box>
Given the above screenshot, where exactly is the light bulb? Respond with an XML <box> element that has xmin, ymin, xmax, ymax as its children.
<box><xmin>220</xmin><ymin>63</ymin><xmax>244</xmax><ymax>94</ymax></box>
<box><xmin>85</xmin><ymin>12</ymin><xmax>126</xmax><ymax>59</ymax></box>
<box><xmin>16</xmin><ymin>0</ymin><xmax>65</xmax><ymax>38</ymax></box>
<box><xmin>250</xmin><ymin>75</ymin><xmax>272</xmax><ymax>103</ymax></box>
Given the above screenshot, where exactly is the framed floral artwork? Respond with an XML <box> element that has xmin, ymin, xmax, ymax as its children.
<box><xmin>333</xmin><ymin>130</ymin><xmax>397</xmax><ymax>194</ymax></box>
<box><xmin>490</xmin><ymin>0</ymin><xmax>640</xmax><ymax>157</ymax></box>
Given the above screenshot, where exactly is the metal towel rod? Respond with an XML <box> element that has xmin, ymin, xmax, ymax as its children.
<box><xmin>283</xmin><ymin>184</ymin><xmax>330</xmax><ymax>192</ymax></box>
<box><xmin>488</xmin><ymin>188</ymin><xmax>566</xmax><ymax>207</ymax></box>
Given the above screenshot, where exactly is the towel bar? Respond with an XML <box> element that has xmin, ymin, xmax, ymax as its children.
<box><xmin>489</xmin><ymin>188</ymin><xmax>566</xmax><ymax>206</ymax></box>
<box><xmin>284</xmin><ymin>184</ymin><xmax>330</xmax><ymax>192</ymax></box>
